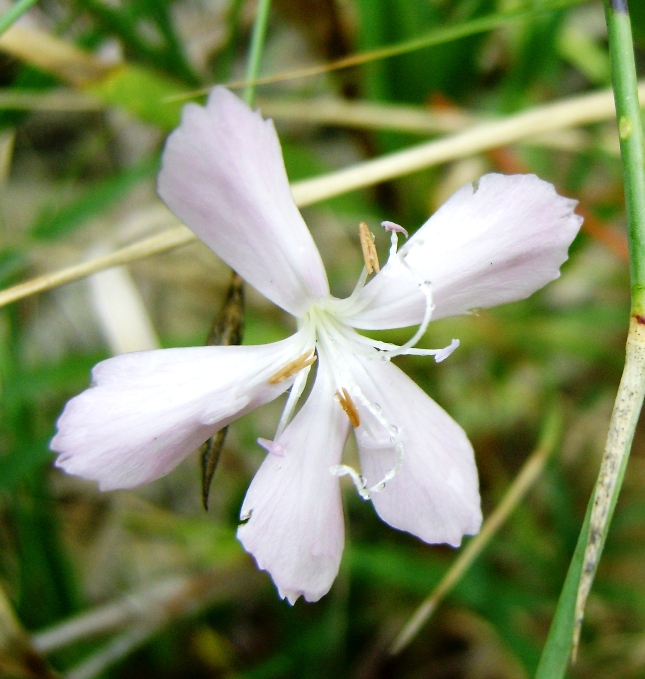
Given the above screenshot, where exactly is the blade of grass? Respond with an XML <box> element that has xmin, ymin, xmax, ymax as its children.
<box><xmin>536</xmin><ymin>0</ymin><xmax>645</xmax><ymax>673</ymax></box>
<box><xmin>534</xmin><ymin>491</ymin><xmax>593</xmax><ymax>678</ymax></box>
<box><xmin>243</xmin><ymin>0</ymin><xmax>271</xmax><ymax>107</ymax></box>
<box><xmin>573</xmin><ymin>0</ymin><xmax>645</xmax><ymax>657</ymax></box>
<box><xmin>76</xmin><ymin>0</ymin><xmax>198</xmax><ymax>84</ymax></box>
<box><xmin>0</xmin><ymin>0</ymin><xmax>38</xmax><ymax>38</ymax></box>
<box><xmin>391</xmin><ymin>407</ymin><xmax>563</xmax><ymax>655</ymax></box>
<box><xmin>169</xmin><ymin>0</ymin><xmax>586</xmax><ymax>100</ymax></box>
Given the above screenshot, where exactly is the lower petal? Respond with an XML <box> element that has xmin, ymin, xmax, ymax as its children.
<box><xmin>350</xmin><ymin>355</ymin><xmax>482</xmax><ymax>546</ymax></box>
<box><xmin>237</xmin><ymin>361</ymin><xmax>350</xmax><ymax>603</ymax></box>
<box><xmin>51</xmin><ymin>335</ymin><xmax>308</xmax><ymax>490</ymax></box>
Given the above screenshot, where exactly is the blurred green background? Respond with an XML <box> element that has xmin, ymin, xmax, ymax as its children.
<box><xmin>1</xmin><ymin>0</ymin><xmax>645</xmax><ymax>677</ymax></box>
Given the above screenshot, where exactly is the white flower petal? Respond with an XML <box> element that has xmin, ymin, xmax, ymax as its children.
<box><xmin>349</xmin><ymin>354</ymin><xmax>481</xmax><ymax>546</ymax></box>
<box><xmin>237</xmin><ymin>360</ymin><xmax>349</xmax><ymax>604</ymax></box>
<box><xmin>344</xmin><ymin>173</ymin><xmax>583</xmax><ymax>329</ymax></box>
<box><xmin>51</xmin><ymin>335</ymin><xmax>308</xmax><ymax>491</ymax></box>
<box><xmin>157</xmin><ymin>86</ymin><xmax>329</xmax><ymax>317</ymax></box>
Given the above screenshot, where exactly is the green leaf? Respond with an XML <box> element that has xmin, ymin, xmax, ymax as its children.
<box><xmin>535</xmin><ymin>495</ymin><xmax>592</xmax><ymax>678</ymax></box>
<box><xmin>86</xmin><ymin>64</ymin><xmax>188</xmax><ymax>130</ymax></box>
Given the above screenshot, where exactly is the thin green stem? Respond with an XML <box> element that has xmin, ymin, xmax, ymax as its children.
<box><xmin>0</xmin><ymin>0</ymin><xmax>39</xmax><ymax>37</ymax></box>
<box><xmin>243</xmin><ymin>0</ymin><xmax>272</xmax><ymax>107</ymax></box>
<box><xmin>171</xmin><ymin>0</ymin><xmax>585</xmax><ymax>101</ymax></box>
<box><xmin>536</xmin><ymin>1</ymin><xmax>645</xmax><ymax>674</ymax></box>
<box><xmin>607</xmin><ymin>0</ymin><xmax>645</xmax><ymax>312</ymax></box>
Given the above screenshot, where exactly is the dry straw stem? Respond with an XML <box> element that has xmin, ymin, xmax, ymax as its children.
<box><xmin>65</xmin><ymin>623</ymin><xmax>158</xmax><ymax>679</ymax></box>
<box><xmin>260</xmin><ymin>98</ymin><xmax>619</xmax><ymax>155</ymax></box>
<box><xmin>32</xmin><ymin>577</ymin><xmax>190</xmax><ymax>653</ymax></box>
<box><xmin>572</xmin><ymin>316</ymin><xmax>645</xmax><ymax>657</ymax></box>
<box><xmin>0</xmin><ymin>24</ymin><xmax>113</xmax><ymax>86</ymax></box>
<box><xmin>258</xmin><ymin>96</ymin><xmax>476</xmax><ymax>134</ymax></box>
<box><xmin>390</xmin><ymin>410</ymin><xmax>561</xmax><ymax>655</ymax></box>
<box><xmin>290</xmin><ymin>81</ymin><xmax>645</xmax><ymax>206</ymax></box>
<box><xmin>32</xmin><ymin>566</ymin><xmax>258</xmax><ymax>679</ymax></box>
<box><xmin>0</xmin><ymin>226</ymin><xmax>193</xmax><ymax>308</ymax></box>
<box><xmin>1</xmin><ymin>81</ymin><xmax>644</xmax><ymax>309</ymax></box>
<box><xmin>32</xmin><ymin>568</ymin><xmax>254</xmax><ymax>653</ymax></box>
<box><xmin>0</xmin><ymin>89</ymin><xmax>604</xmax><ymax>155</ymax></box>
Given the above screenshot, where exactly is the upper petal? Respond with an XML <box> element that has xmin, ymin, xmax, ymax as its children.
<box><xmin>157</xmin><ymin>86</ymin><xmax>329</xmax><ymax>317</ymax></box>
<box><xmin>349</xmin><ymin>353</ymin><xmax>481</xmax><ymax>546</ymax></box>
<box><xmin>51</xmin><ymin>335</ymin><xmax>308</xmax><ymax>490</ymax></box>
<box><xmin>344</xmin><ymin>173</ymin><xmax>583</xmax><ymax>329</ymax></box>
<box><xmin>237</xmin><ymin>359</ymin><xmax>350</xmax><ymax>603</ymax></box>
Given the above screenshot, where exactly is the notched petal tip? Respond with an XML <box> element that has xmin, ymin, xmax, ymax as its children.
<box><xmin>346</xmin><ymin>173</ymin><xmax>583</xmax><ymax>330</ymax></box>
<box><xmin>351</xmin><ymin>355</ymin><xmax>481</xmax><ymax>547</ymax></box>
<box><xmin>51</xmin><ymin>339</ymin><xmax>304</xmax><ymax>491</ymax></box>
<box><xmin>158</xmin><ymin>86</ymin><xmax>329</xmax><ymax>317</ymax></box>
<box><xmin>236</xmin><ymin>362</ymin><xmax>349</xmax><ymax>604</ymax></box>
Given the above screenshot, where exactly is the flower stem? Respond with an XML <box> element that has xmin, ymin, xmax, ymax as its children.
<box><xmin>538</xmin><ymin>1</ymin><xmax>645</xmax><ymax>673</ymax></box>
<box><xmin>607</xmin><ymin>0</ymin><xmax>645</xmax><ymax>303</ymax></box>
<box><xmin>574</xmin><ymin>0</ymin><xmax>645</xmax><ymax>645</ymax></box>
<box><xmin>243</xmin><ymin>0</ymin><xmax>272</xmax><ymax>107</ymax></box>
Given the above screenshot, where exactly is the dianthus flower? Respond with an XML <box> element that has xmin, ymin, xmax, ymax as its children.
<box><xmin>51</xmin><ymin>87</ymin><xmax>582</xmax><ymax>603</ymax></box>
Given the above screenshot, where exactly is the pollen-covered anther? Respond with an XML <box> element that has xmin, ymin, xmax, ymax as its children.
<box><xmin>359</xmin><ymin>221</ymin><xmax>380</xmax><ymax>274</ymax></box>
<box><xmin>336</xmin><ymin>387</ymin><xmax>360</xmax><ymax>427</ymax></box>
<box><xmin>268</xmin><ymin>351</ymin><xmax>316</xmax><ymax>384</ymax></box>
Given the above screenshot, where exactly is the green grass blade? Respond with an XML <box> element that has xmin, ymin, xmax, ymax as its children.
<box><xmin>534</xmin><ymin>493</ymin><xmax>592</xmax><ymax>678</ymax></box>
<box><xmin>0</xmin><ymin>0</ymin><xmax>38</xmax><ymax>38</ymax></box>
<box><xmin>536</xmin><ymin>1</ymin><xmax>645</xmax><ymax>674</ymax></box>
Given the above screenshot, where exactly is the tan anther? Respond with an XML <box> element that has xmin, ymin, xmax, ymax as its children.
<box><xmin>337</xmin><ymin>387</ymin><xmax>360</xmax><ymax>427</ymax></box>
<box><xmin>359</xmin><ymin>221</ymin><xmax>380</xmax><ymax>274</ymax></box>
<box><xmin>268</xmin><ymin>351</ymin><xmax>317</xmax><ymax>384</ymax></box>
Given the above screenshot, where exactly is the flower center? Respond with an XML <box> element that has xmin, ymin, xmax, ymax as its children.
<box><xmin>264</xmin><ymin>223</ymin><xmax>461</xmax><ymax>501</ymax></box>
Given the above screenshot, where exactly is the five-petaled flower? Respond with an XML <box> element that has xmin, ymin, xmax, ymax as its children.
<box><xmin>51</xmin><ymin>87</ymin><xmax>582</xmax><ymax>604</ymax></box>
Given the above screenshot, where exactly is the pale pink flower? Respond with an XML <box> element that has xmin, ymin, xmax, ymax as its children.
<box><xmin>51</xmin><ymin>87</ymin><xmax>582</xmax><ymax>604</ymax></box>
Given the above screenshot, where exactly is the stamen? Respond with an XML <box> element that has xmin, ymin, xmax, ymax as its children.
<box><xmin>330</xmin><ymin>464</ymin><xmax>370</xmax><ymax>499</ymax></box>
<box><xmin>381</xmin><ymin>220</ymin><xmax>409</xmax><ymax>238</ymax></box>
<box><xmin>336</xmin><ymin>387</ymin><xmax>361</xmax><ymax>427</ymax></box>
<box><xmin>359</xmin><ymin>221</ymin><xmax>380</xmax><ymax>274</ymax></box>
<box><xmin>330</xmin><ymin>438</ymin><xmax>404</xmax><ymax>501</ymax></box>
<box><xmin>257</xmin><ymin>438</ymin><xmax>285</xmax><ymax>457</ymax></box>
<box><xmin>396</xmin><ymin>338</ymin><xmax>460</xmax><ymax>361</ymax></box>
<box><xmin>329</xmin><ymin>378</ymin><xmax>406</xmax><ymax>500</ymax></box>
<box><xmin>274</xmin><ymin>364</ymin><xmax>311</xmax><ymax>438</ymax></box>
<box><xmin>268</xmin><ymin>351</ymin><xmax>316</xmax><ymax>384</ymax></box>
<box><xmin>383</xmin><ymin>245</ymin><xmax>435</xmax><ymax>359</ymax></box>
